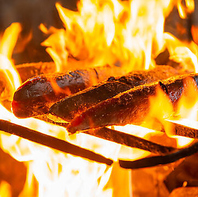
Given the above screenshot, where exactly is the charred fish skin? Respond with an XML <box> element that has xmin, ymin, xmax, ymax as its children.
<box><xmin>67</xmin><ymin>73</ymin><xmax>198</xmax><ymax>134</ymax></box>
<box><xmin>50</xmin><ymin>66</ymin><xmax>184</xmax><ymax>122</ymax></box>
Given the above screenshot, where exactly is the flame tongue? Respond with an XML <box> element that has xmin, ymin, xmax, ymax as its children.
<box><xmin>40</xmin><ymin>0</ymin><xmax>177</xmax><ymax>72</ymax></box>
<box><xmin>0</xmin><ymin>23</ymin><xmax>22</xmax><ymax>100</ymax></box>
<box><xmin>0</xmin><ymin>0</ymin><xmax>198</xmax><ymax>196</ymax></box>
<box><xmin>0</xmin><ymin>23</ymin><xmax>117</xmax><ymax>197</ymax></box>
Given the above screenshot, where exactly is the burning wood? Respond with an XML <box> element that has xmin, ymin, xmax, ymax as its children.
<box><xmin>0</xmin><ymin>119</ymin><xmax>113</xmax><ymax>166</ymax></box>
<box><xmin>2</xmin><ymin>116</ymin><xmax>198</xmax><ymax>170</ymax></box>
<box><xmin>12</xmin><ymin>64</ymin><xmax>125</xmax><ymax>118</ymax></box>
<box><xmin>0</xmin><ymin>0</ymin><xmax>198</xmax><ymax>196</ymax></box>
<box><xmin>156</xmin><ymin>119</ymin><xmax>198</xmax><ymax>139</ymax></box>
<box><xmin>10</xmin><ymin>62</ymin><xmax>198</xmax><ymax>170</ymax></box>
<box><xmin>0</xmin><ymin>116</ymin><xmax>177</xmax><ymax>158</ymax></box>
<box><xmin>164</xmin><ymin>153</ymin><xmax>198</xmax><ymax>193</ymax></box>
<box><xmin>167</xmin><ymin>120</ymin><xmax>198</xmax><ymax>138</ymax></box>
<box><xmin>67</xmin><ymin>73</ymin><xmax>198</xmax><ymax>133</ymax></box>
<box><xmin>15</xmin><ymin>62</ymin><xmax>57</xmax><ymax>82</ymax></box>
<box><xmin>10</xmin><ymin>63</ymin><xmax>198</xmax><ymax>168</ymax></box>
<box><xmin>119</xmin><ymin>141</ymin><xmax>198</xmax><ymax>169</ymax></box>
<box><xmin>84</xmin><ymin>127</ymin><xmax>176</xmax><ymax>155</ymax></box>
<box><xmin>49</xmin><ymin>65</ymin><xmax>184</xmax><ymax>122</ymax></box>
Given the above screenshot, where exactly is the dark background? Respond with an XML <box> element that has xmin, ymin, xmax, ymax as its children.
<box><xmin>0</xmin><ymin>0</ymin><xmax>78</xmax><ymax>64</ymax></box>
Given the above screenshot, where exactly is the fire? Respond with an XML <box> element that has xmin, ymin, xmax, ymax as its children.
<box><xmin>177</xmin><ymin>0</ymin><xmax>194</xmax><ymax>19</ymax></box>
<box><xmin>164</xmin><ymin>33</ymin><xmax>198</xmax><ymax>72</ymax></box>
<box><xmin>191</xmin><ymin>25</ymin><xmax>198</xmax><ymax>45</ymax></box>
<box><xmin>40</xmin><ymin>0</ymin><xmax>176</xmax><ymax>73</ymax></box>
<box><xmin>0</xmin><ymin>181</ymin><xmax>11</xmax><ymax>197</ymax></box>
<box><xmin>175</xmin><ymin>77</ymin><xmax>198</xmax><ymax>120</ymax></box>
<box><xmin>0</xmin><ymin>0</ymin><xmax>198</xmax><ymax>196</ymax></box>
<box><xmin>0</xmin><ymin>23</ymin><xmax>22</xmax><ymax>98</ymax></box>
<box><xmin>144</xmin><ymin>77</ymin><xmax>197</xmax><ymax>148</ymax></box>
<box><xmin>0</xmin><ymin>24</ymin><xmax>118</xmax><ymax>196</ymax></box>
<box><xmin>167</xmin><ymin>77</ymin><xmax>198</xmax><ymax>147</ymax></box>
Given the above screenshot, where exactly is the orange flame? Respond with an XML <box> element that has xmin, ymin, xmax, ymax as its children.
<box><xmin>175</xmin><ymin>77</ymin><xmax>198</xmax><ymax>120</ymax></box>
<box><xmin>191</xmin><ymin>25</ymin><xmax>198</xmax><ymax>45</ymax></box>
<box><xmin>143</xmin><ymin>84</ymin><xmax>174</xmax><ymax>132</ymax></box>
<box><xmin>1</xmin><ymin>0</ymin><xmax>198</xmax><ymax>196</ymax></box>
<box><xmin>0</xmin><ymin>23</ymin><xmax>22</xmax><ymax>98</ymax></box>
<box><xmin>40</xmin><ymin>0</ymin><xmax>177</xmax><ymax>73</ymax></box>
<box><xmin>145</xmin><ymin>79</ymin><xmax>198</xmax><ymax>148</ymax></box>
<box><xmin>0</xmin><ymin>181</ymin><xmax>12</xmax><ymax>197</ymax></box>
<box><xmin>0</xmin><ymin>23</ymin><xmax>118</xmax><ymax>196</ymax></box>
<box><xmin>177</xmin><ymin>0</ymin><xmax>194</xmax><ymax>19</ymax></box>
<box><xmin>164</xmin><ymin>33</ymin><xmax>198</xmax><ymax>72</ymax></box>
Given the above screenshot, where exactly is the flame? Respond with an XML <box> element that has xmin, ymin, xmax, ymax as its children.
<box><xmin>169</xmin><ymin>77</ymin><xmax>198</xmax><ymax>147</ymax></box>
<box><xmin>0</xmin><ymin>181</ymin><xmax>11</xmax><ymax>197</ymax></box>
<box><xmin>175</xmin><ymin>77</ymin><xmax>198</xmax><ymax>120</ymax></box>
<box><xmin>40</xmin><ymin>24</ymin><xmax>67</xmax><ymax>72</ymax></box>
<box><xmin>1</xmin><ymin>0</ymin><xmax>198</xmax><ymax>196</ymax></box>
<box><xmin>40</xmin><ymin>0</ymin><xmax>176</xmax><ymax>73</ymax></box>
<box><xmin>0</xmin><ymin>23</ymin><xmax>22</xmax><ymax>98</ymax></box>
<box><xmin>114</xmin><ymin>124</ymin><xmax>165</xmax><ymax>160</ymax></box>
<box><xmin>0</xmin><ymin>105</ymin><xmax>118</xmax><ymax>196</ymax></box>
<box><xmin>144</xmin><ymin>79</ymin><xmax>198</xmax><ymax>148</ymax></box>
<box><xmin>143</xmin><ymin>84</ymin><xmax>174</xmax><ymax>132</ymax></box>
<box><xmin>177</xmin><ymin>0</ymin><xmax>194</xmax><ymax>19</ymax></box>
<box><xmin>164</xmin><ymin>33</ymin><xmax>198</xmax><ymax>72</ymax></box>
<box><xmin>0</xmin><ymin>24</ymin><xmax>118</xmax><ymax>196</ymax></box>
<box><xmin>41</xmin><ymin>0</ymin><xmax>198</xmax><ymax>164</ymax></box>
<box><xmin>191</xmin><ymin>25</ymin><xmax>198</xmax><ymax>45</ymax></box>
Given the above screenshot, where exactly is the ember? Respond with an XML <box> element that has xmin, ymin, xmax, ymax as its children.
<box><xmin>0</xmin><ymin>0</ymin><xmax>198</xmax><ymax>196</ymax></box>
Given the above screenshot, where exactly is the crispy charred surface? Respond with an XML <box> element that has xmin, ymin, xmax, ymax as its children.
<box><xmin>50</xmin><ymin>66</ymin><xmax>184</xmax><ymax>121</ymax></box>
<box><xmin>50</xmin><ymin>81</ymin><xmax>131</xmax><ymax>121</ymax></box>
<box><xmin>15</xmin><ymin>62</ymin><xmax>56</xmax><ymax>82</ymax></box>
<box><xmin>67</xmin><ymin>73</ymin><xmax>198</xmax><ymax>133</ymax></box>
<box><xmin>12</xmin><ymin>65</ymin><xmax>124</xmax><ymax>118</ymax></box>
